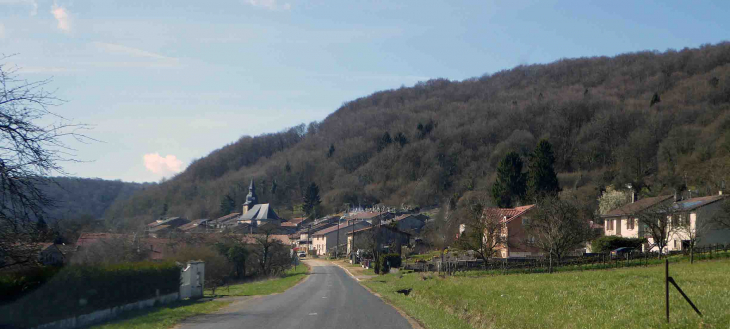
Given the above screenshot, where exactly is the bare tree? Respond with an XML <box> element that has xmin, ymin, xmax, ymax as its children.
<box><xmin>455</xmin><ymin>191</ymin><xmax>502</xmax><ymax>263</ymax></box>
<box><xmin>0</xmin><ymin>56</ymin><xmax>91</xmax><ymax>269</ymax></box>
<box><xmin>711</xmin><ymin>199</ymin><xmax>730</xmax><ymax>230</ymax></box>
<box><xmin>672</xmin><ymin>211</ymin><xmax>713</xmax><ymax>264</ymax></box>
<box><xmin>252</xmin><ymin>226</ymin><xmax>288</xmax><ymax>276</ymax></box>
<box><xmin>424</xmin><ymin>200</ymin><xmax>458</xmax><ymax>266</ymax></box>
<box><xmin>524</xmin><ymin>196</ymin><xmax>595</xmax><ymax>272</ymax></box>
<box><xmin>635</xmin><ymin>201</ymin><xmax>677</xmax><ymax>258</ymax></box>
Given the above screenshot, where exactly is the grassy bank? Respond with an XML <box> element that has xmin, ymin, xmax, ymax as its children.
<box><xmin>207</xmin><ymin>264</ymin><xmax>309</xmax><ymax>297</ymax></box>
<box><xmin>89</xmin><ymin>300</ymin><xmax>231</xmax><ymax>329</ymax></box>
<box><xmin>364</xmin><ymin>258</ymin><xmax>730</xmax><ymax>329</ymax></box>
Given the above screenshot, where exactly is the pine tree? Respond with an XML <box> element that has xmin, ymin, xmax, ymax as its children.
<box><xmin>491</xmin><ymin>152</ymin><xmax>526</xmax><ymax>208</ymax></box>
<box><xmin>527</xmin><ymin>139</ymin><xmax>561</xmax><ymax>201</ymax></box>
<box><xmin>302</xmin><ymin>182</ymin><xmax>322</xmax><ymax>218</ymax></box>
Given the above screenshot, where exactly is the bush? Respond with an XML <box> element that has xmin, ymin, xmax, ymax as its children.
<box><xmin>591</xmin><ymin>236</ymin><xmax>646</xmax><ymax>253</ymax></box>
<box><xmin>379</xmin><ymin>254</ymin><xmax>402</xmax><ymax>274</ymax></box>
<box><xmin>0</xmin><ymin>266</ymin><xmax>61</xmax><ymax>304</ymax></box>
<box><xmin>0</xmin><ymin>261</ymin><xmax>180</xmax><ymax>327</ymax></box>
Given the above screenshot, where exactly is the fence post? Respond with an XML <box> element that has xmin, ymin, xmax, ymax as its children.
<box><xmin>665</xmin><ymin>259</ymin><xmax>669</xmax><ymax>323</ymax></box>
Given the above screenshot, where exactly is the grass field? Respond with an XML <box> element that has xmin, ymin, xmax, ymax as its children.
<box><xmin>207</xmin><ymin>264</ymin><xmax>309</xmax><ymax>297</ymax></box>
<box><xmin>363</xmin><ymin>258</ymin><xmax>730</xmax><ymax>329</ymax></box>
<box><xmin>88</xmin><ymin>300</ymin><xmax>231</xmax><ymax>329</ymax></box>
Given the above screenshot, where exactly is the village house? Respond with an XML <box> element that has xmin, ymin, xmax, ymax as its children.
<box><xmin>484</xmin><ymin>205</ymin><xmax>543</xmax><ymax>258</ymax></box>
<box><xmin>350</xmin><ymin>211</ymin><xmax>395</xmax><ymax>224</ymax></box>
<box><xmin>146</xmin><ymin>216</ymin><xmax>190</xmax><ymax>237</ymax></box>
<box><xmin>312</xmin><ymin>220</ymin><xmax>370</xmax><ymax>256</ymax></box>
<box><xmin>602</xmin><ymin>192</ymin><xmax>730</xmax><ymax>252</ymax></box>
<box><xmin>346</xmin><ymin>225</ymin><xmax>411</xmax><ymax>255</ymax></box>
<box><xmin>384</xmin><ymin>213</ymin><xmax>428</xmax><ymax>235</ymax></box>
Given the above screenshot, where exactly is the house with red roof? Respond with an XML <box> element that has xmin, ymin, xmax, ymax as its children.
<box><xmin>484</xmin><ymin>205</ymin><xmax>542</xmax><ymax>258</ymax></box>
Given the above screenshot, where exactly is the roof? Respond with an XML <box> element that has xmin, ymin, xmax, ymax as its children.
<box><xmin>240</xmin><ymin>204</ymin><xmax>280</xmax><ymax>221</ymax></box>
<box><xmin>76</xmin><ymin>233</ymin><xmax>129</xmax><ymax>247</ymax></box>
<box><xmin>674</xmin><ymin>195</ymin><xmax>727</xmax><ymax>212</ymax></box>
<box><xmin>483</xmin><ymin>205</ymin><xmax>536</xmax><ymax>223</ymax></box>
<box><xmin>603</xmin><ymin>195</ymin><xmax>673</xmax><ymax>218</ymax></box>
<box><xmin>392</xmin><ymin>213</ymin><xmax>427</xmax><ymax>222</ymax></box>
<box><xmin>147</xmin><ymin>216</ymin><xmax>187</xmax><ymax>228</ymax></box>
<box><xmin>281</xmin><ymin>222</ymin><xmax>299</xmax><ymax>227</ymax></box>
<box><xmin>147</xmin><ymin>224</ymin><xmax>171</xmax><ymax>232</ymax></box>
<box><xmin>179</xmin><ymin>219</ymin><xmax>209</xmax><ymax>231</ymax></box>
<box><xmin>313</xmin><ymin>221</ymin><xmax>370</xmax><ymax>236</ymax></box>
<box><xmin>289</xmin><ymin>217</ymin><xmax>307</xmax><ymax>225</ymax></box>
<box><xmin>351</xmin><ymin>212</ymin><xmax>384</xmax><ymax>219</ymax></box>
<box><xmin>215</xmin><ymin>213</ymin><xmax>241</xmax><ymax>222</ymax></box>
<box><xmin>346</xmin><ymin>225</ymin><xmax>411</xmax><ymax>236</ymax></box>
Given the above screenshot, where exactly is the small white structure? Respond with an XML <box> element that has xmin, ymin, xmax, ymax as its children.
<box><xmin>180</xmin><ymin>261</ymin><xmax>205</xmax><ymax>299</ymax></box>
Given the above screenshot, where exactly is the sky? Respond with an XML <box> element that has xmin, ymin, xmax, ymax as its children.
<box><xmin>1</xmin><ymin>0</ymin><xmax>729</xmax><ymax>183</ymax></box>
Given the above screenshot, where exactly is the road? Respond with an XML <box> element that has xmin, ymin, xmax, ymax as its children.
<box><xmin>179</xmin><ymin>260</ymin><xmax>413</xmax><ymax>329</ymax></box>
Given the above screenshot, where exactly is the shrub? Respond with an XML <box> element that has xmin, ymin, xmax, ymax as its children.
<box><xmin>0</xmin><ymin>266</ymin><xmax>61</xmax><ymax>305</ymax></box>
<box><xmin>0</xmin><ymin>261</ymin><xmax>180</xmax><ymax>327</ymax></box>
<box><xmin>379</xmin><ymin>254</ymin><xmax>402</xmax><ymax>274</ymax></box>
<box><xmin>591</xmin><ymin>236</ymin><xmax>647</xmax><ymax>253</ymax></box>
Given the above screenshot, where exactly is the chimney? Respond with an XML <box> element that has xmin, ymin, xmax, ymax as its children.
<box><xmin>719</xmin><ymin>190</ymin><xmax>723</xmax><ymax>196</ymax></box>
<box><xmin>243</xmin><ymin>204</ymin><xmax>249</xmax><ymax>214</ymax></box>
<box><xmin>631</xmin><ymin>190</ymin><xmax>636</xmax><ymax>203</ymax></box>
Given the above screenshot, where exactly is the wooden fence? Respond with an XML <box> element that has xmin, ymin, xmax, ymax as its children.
<box><xmin>402</xmin><ymin>243</ymin><xmax>729</xmax><ymax>275</ymax></box>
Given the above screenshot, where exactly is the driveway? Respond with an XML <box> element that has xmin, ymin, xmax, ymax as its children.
<box><xmin>178</xmin><ymin>259</ymin><xmax>413</xmax><ymax>329</ymax></box>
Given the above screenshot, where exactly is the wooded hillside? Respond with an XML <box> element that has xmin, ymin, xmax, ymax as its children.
<box><xmin>105</xmin><ymin>42</ymin><xmax>730</xmax><ymax>229</ymax></box>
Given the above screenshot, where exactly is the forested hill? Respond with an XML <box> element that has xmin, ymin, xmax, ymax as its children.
<box><xmin>41</xmin><ymin>177</ymin><xmax>149</xmax><ymax>221</ymax></box>
<box><xmin>106</xmin><ymin>42</ymin><xmax>730</xmax><ymax>229</ymax></box>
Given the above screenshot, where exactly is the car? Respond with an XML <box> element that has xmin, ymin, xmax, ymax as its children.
<box><xmin>298</xmin><ymin>252</ymin><xmax>306</xmax><ymax>258</ymax></box>
<box><xmin>610</xmin><ymin>247</ymin><xmax>635</xmax><ymax>259</ymax></box>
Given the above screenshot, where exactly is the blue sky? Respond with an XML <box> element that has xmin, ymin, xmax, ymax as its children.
<box><xmin>1</xmin><ymin>0</ymin><xmax>728</xmax><ymax>182</ymax></box>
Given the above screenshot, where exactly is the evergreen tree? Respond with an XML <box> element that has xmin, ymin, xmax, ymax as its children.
<box><xmin>377</xmin><ymin>132</ymin><xmax>393</xmax><ymax>152</ymax></box>
<box><xmin>327</xmin><ymin>144</ymin><xmax>335</xmax><ymax>158</ymax></box>
<box><xmin>527</xmin><ymin>139</ymin><xmax>561</xmax><ymax>201</ymax></box>
<box><xmin>220</xmin><ymin>194</ymin><xmax>235</xmax><ymax>215</ymax></box>
<box><xmin>270</xmin><ymin>179</ymin><xmax>277</xmax><ymax>195</ymax></box>
<box><xmin>491</xmin><ymin>152</ymin><xmax>526</xmax><ymax>208</ymax></box>
<box><xmin>302</xmin><ymin>182</ymin><xmax>322</xmax><ymax>218</ymax></box>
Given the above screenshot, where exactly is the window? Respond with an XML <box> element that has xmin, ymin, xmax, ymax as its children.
<box><xmin>627</xmin><ymin>218</ymin><xmax>634</xmax><ymax>230</ymax></box>
<box><xmin>522</xmin><ymin>217</ymin><xmax>530</xmax><ymax>225</ymax></box>
<box><xmin>607</xmin><ymin>219</ymin><xmax>614</xmax><ymax>230</ymax></box>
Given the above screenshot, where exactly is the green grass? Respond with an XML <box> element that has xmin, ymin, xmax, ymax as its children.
<box><xmin>88</xmin><ymin>300</ymin><xmax>231</xmax><ymax>329</ymax></box>
<box><xmin>207</xmin><ymin>265</ymin><xmax>309</xmax><ymax>297</ymax></box>
<box><xmin>364</xmin><ymin>258</ymin><xmax>730</xmax><ymax>329</ymax></box>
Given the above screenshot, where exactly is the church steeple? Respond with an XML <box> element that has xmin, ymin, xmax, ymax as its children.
<box><xmin>243</xmin><ymin>179</ymin><xmax>258</xmax><ymax>214</ymax></box>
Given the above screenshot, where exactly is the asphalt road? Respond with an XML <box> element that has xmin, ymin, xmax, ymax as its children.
<box><xmin>179</xmin><ymin>260</ymin><xmax>413</xmax><ymax>329</ymax></box>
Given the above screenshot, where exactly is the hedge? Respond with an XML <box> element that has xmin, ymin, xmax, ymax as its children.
<box><xmin>378</xmin><ymin>254</ymin><xmax>402</xmax><ymax>274</ymax></box>
<box><xmin>0</xmin><ymin>261</ymin><xmax>180</xmax><ymax>327</ymax></box>
<box><xmin>0</xmin><ymin>266</ymin><xmax>61</xmax><ymax>304</ymax></box>
<box><xmin>591</xmin><ymin>236</ymin><xmax>647</xmax><ymax>253</ymax></box>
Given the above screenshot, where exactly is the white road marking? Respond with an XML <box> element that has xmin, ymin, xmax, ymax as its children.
<box><xmin>322</xmin><ymin>296</ymin><xmax>327</xmax><ymax>298</ymax></box>
<box><xmin>309</xmin><ymin>313</ymin><xmax>318</xmax><ymax>315</ymax></box>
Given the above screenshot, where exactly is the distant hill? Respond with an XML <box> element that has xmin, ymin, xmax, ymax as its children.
<box><xmin>105</xmin><ymin>42</ymin><xmax>730</xmax><ymax>229</ymax></box>
<box><xmin>41</xmin><ymin>177</ymin><xmax>149</xmax><ymax>221</ymax></box>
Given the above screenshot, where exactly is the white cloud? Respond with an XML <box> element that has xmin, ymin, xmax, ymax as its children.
<box><xmin>0</xmin><ymin>23</ymin><xmax>5</xmax><ymax>39</ymax></box>
<box><xmin>93</xmin><ymin>42</ymin><xmax>176</xmax><ymax>61</ymax></box>
<box><xmin>51</xmin><ymin>1</ymin><xmax>71</xmax><ymax>32</ymax></box>
<box><xmin>245</xmin><ymin>0</ymin><xmax>291</xmax><ymax>11</ymax></box>
<box><xmin>143</xmin><ymin>153</ymin><xmax>183</xmax><ymax>176</ymax></box>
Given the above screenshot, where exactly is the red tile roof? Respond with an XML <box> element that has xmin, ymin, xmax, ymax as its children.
<box><xmin>483</xmin><ymin>205</ymin><xmax>536</xmax><ymax>223</ymax></box>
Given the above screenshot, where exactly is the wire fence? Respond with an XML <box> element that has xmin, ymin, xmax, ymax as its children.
<box><xmin>402</xmin><ymin>243</ymin><xmax>730</xmax><ymax>276</ymax></box>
